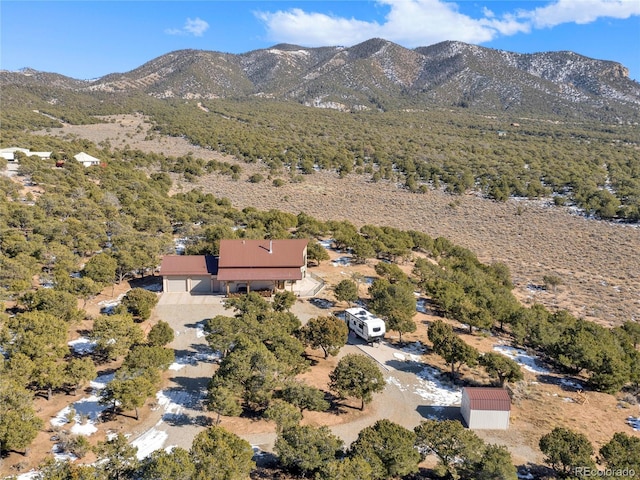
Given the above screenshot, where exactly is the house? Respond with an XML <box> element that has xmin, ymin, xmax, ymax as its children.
<box><xmin>160</xmin><ymin>238</ymin><xmax>309</xmax><ymax>295</ymax></box>
<box><xmin>74</xmin><ymin>152</ymin><xmax>102</xmax><ymax>167</ymax></box>
<box><xmin>460</xmin><ymin>387</ymin><xmax>511</xmax><ymax>430</ymax></box>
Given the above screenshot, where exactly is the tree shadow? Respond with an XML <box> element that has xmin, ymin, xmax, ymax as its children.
<box><xmin>309</xmin><ymin>297</ymin><xmax>335</xmax><ymax>309</ymax></box>
<box><xmin>416</xmin><ymin>405</ymin><xmax>463</xmax><ymax>422</ymax></box>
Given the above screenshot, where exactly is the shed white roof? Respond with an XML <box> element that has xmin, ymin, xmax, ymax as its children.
<box><xmin>74</xmin><ymin>152</ymin><xmax>101</xmax><ymax>165</ymax></box>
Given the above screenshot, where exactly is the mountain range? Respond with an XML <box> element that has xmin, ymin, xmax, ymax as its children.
<box><xmin>2</xmin><ymin>38</ymin><xmax>640</xmax><ymax>121</ymax></box>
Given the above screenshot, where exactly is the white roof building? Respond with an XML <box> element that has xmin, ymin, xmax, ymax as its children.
<box><xmin>74</xmin><ymin>152</ymin><xmax>102</xmax><ymax>167</ymax></box>
<box><xmin>0</xmin><ymin>147</ymin><xmax>51</xmax><ymax>161</ymax></box>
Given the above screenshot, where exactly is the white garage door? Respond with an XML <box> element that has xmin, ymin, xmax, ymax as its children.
<box><xmin>190</xmin><ymin>276</ymin><xmax>211</xmax><ymax>293</ymax></box>
<box><xmin>166</xmin><ymin>276</ymin><xmax>188</xmax><ymax>293</ymax></box>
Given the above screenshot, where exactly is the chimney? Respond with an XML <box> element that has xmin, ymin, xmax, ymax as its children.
<box><xmin>269</xmin><ymin>239</ymin><xmax>273</xmax><ymax>254</ymax></box>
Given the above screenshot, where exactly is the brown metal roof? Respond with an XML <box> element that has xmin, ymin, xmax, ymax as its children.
<box><xmin>218</xmin><ymin>239</ymin><xmax>308</xmax><ymax>268</ymax></box>
<box><xmin>217</xmin><ymin>267</ymin><xmax>303</xmax><ymax>282</ymax></box>
<box><xmin>463</xmin><ymin>387</ymin><xmax>511</xmax><ymax>411</ymax></box>
<box><xmin>160</xmin><ymin>255</ymin><xmax>218</xmax><ymax>276</ymax></box>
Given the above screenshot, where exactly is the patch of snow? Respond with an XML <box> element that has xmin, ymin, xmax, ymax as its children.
<box><xmin>131</xmin><ymin>427</ymin><xmax>168</xmax><ymax>459</ymax></box>
<box><xmin>558</xmin><ymin>378</ymin><xmax>583</xmax><ymax>391</ymax></box>
<box><xmin>493</xmin><ymin>345</ymin><xmax>550</xmax><ymax>374</ymax></box>
<box><xmin>416</xmin><ymin>298</ymin><xmax>428</xmax><ymax>313</ymax></box>
<box><xmin>51</xmin><ymin>373</ymin><xmax>114</xmax><ymax>436</ymax></box>
<box><xmin>415</xmin><ymin>365</ymin><xmax>462</xmax><ymax>406</ymax></box>
<box><xmin>628</xmin><ymin>416</ymin><xmax>640</xmax><ymax>431</ymax></box>
<box><xmin>174</xmin><ymin>238</ymin><xmax>187</xmax><ymax>254</ymax></box>
<box><xmin>16</xmin><ymin>471</ymin><xmax>41</xmax><ymax>480</ymax></box>
<box><xmin>99</xmin><ymin>292</ymin><xmax>127</xmax><ymax>314</ymax></box>
<box><xmin>319</xmin><ymin>239</ymin><xmax>335</xmax><ymax>249</ymax></box>
<box><xmin>68</xmin><ymin>336</ymin><xmax>96</xmax><ymax>355</ymax></box>
<box><xmin>332</xmin><ymin>256</ymin><xmax>352</xmax><ymax>267</ymax></box>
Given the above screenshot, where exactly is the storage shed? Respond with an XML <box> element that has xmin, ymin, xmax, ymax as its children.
<box><xmin>461</xmin><ymin>387</ymin><xmax>511</xmax><ymax>430</ymax></box>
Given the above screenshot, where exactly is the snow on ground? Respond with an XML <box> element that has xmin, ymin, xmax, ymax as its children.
<box><xmin>493</xmin><ymin>345</ymin><xmax>550</xmax><ymax>374</ymax></box>
<box><xmin>16</xmin><ymin>471</ymin><xmax>41</xmax><ymax>480</ymax></box>
<box><xmin>416</xmin><ymin>298</ymin><xmax>428</xmax><ymax>313</ymax></box>
<box><xmin>388</xmin><ymin>363</ymin><xmax>461</xmax><ymax>407</ymax></box>
<box><xmin>414</xmin><ymin>365</ymin><xmax>462</xmax><ymax>406</ymax></box>
<box><xmin>68</xmin><ymin>336</ymin><xmax>97</xmax><ymax>355</ymax></box>
<box><xmin>168</xmin><ymin>350</ymin><xmax>220</xmax><ymax>371</ymax></box>
<box><xmin>319</xmin><ymin>239</ymin><xmax>335</xmax><ymax>249</ymax></box>
<box><xmin>98</xmin><ymin>292</ymin><xmax>127</xmax><ymax>314</ymax></box>
<box><xmin>628</xmin><ymin>416</ymin><xmax>640</xmax><ymax>431</ymax></box>
<box><xmin>332</xmin><ymin>256</ymin><xmax>352</xmax><ymax>267</ymax></box>
<box><xmin>143</xmin><ymin>283</ymin><xmax>162</xmax><ymax>292</ymax></box>
<box><xmin>51</xmin><ymin>373</ymin><xmax>115</xmax><ymax>435</ymax></box>
<box><xmin>131</xmin><ymin>427</ymin><xmax>169</xmax><ymax>460</ymax></box>
<box><xmin>392</xmin><ymin>341</ymin><xmax>425</xmax><ymax>363</ymax></box>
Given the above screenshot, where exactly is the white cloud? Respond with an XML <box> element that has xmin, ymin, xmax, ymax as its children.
<box><xmin>521</xmin><ymin>0</ymin><xmax>640</xmax><ymax>28</ymax></box>
<box><xmin>255</xmin><ymin>0</ymin><xmax>639</xmax><ymax>47</ymax></box>
<box><xmin>165</xmin><ymin>17</ymin><xmax>209</xmax><ymax>37</ymax></box>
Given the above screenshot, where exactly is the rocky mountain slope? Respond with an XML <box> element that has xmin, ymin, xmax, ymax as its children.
<box><xmin>2</xmin><ymin>39</ymin><xmax>639</xmax><ymax>121</ymax></box>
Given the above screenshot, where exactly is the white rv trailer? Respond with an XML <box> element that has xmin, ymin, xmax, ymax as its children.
<box><xmin>345</xmin><ymin>307</ymin><xmax>386</xmax><ymax>343</ymax></box>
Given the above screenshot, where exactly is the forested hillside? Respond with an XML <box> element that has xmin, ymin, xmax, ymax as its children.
<box><xmin>1</xmin><ymin>128</ymin><xmax>639</xmax><ymax>477</ymax></box>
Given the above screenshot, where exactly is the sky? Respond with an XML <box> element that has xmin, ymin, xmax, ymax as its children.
<box><xmin>1</xmin><ymin>0</ymin><xmax>639</xmax><ymax>81</ymax></box>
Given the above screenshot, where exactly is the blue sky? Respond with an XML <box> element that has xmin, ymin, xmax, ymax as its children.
<box><xmin>1</xmin><ymin>1</ymin><xmax>639</xmax><ymax>81</ymax></box>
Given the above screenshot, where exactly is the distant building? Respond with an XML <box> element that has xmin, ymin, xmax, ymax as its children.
<box><xmin>73</xmin><ymin>152</ymin><xmax>102</xmax><ymax>167</ymax></box>
<box><xmin>160</xmin><ymin>239</ymin><xmax>309</xmax><ymax>295</ymax></box>
<box><xmin>461</xmin><ymin>387</ymin><xmax>511</xmax><ymax>430</ymax></box>
<box><xmin>0</xmin><ymin>147</ymin><xmax>51</xmax><ymax>161</ymax></box>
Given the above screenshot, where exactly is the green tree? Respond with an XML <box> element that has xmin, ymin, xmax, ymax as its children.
<box><xmin>0</xmin><ymin>379</ymin><xmax>43</xmax><ymax>455</ymax></box>
<box><xmin>119</xmin><ymin>287</ymin><xmax>158</xmax><ymax>321</ymax></box>
<box><xmin>539</xmin><ymin>427</ymin><xmax>595</xmax><ymax>477</ymax></box>
<box><xmin>428</xmin><ymin>320</ymin><xmax>479</xmax><ymax>380</ymax></box>
<box><xmin>139</xmin><ymin>447</ymin><xmax>196</xmax><ymax>480</ymax></box>
<box><xmin>212</xmin><ymin>336</ymin><xmax>280</xmax><ymax>411</ymax></box>
<box><xmin>207</xmin><ymin>384</ymin><xmax>243</xmax><ymax>424</ymax></box>
<box><xmin>368</xmin><ymin>278</ymin><xmax>416</xmax><ymax>343</ymax></box>
<box><xmin>123</xmin><ymin>345</ymin><xmax>175</xmax><ymax>371</ymax></box>
<box><xmin>82</xmin><ymin>252</ymin><xmax>117</xmax><ymax>285</ymax></box>
<box><xmin>479</xmin><ymin>352</ymin><xmax>524</xmax><ymax>387</ymax></box>
<box><xmin>204</xmin><ymin>315</ymin><xmax>243</xmax><ymax>358</ymax></box>
<box><xmin>334</xmin><ymin>279</ymin><xmax>358</xmax><ymax>306</ymax></box>
<box><xmin>599</xmin><ymin>432</ymin><xmax>640</xmax><ymax>475</ymax></box>
<box><xmin>275</xmin><ymin>425</ymin><xmax>344</xmax><ymax>476</ymax></box>
<box><xmin>263</xmin><ymin>400</ymin><xmax>302</xmax><ymax>432</ymax></box>
<box><xmin>147</xmin><ymin>320</ymin><xmax>174</xmax><ymax>346</ymax></box>
<box><xmin>300</xmin><ymin>315</ymin><xmax>348</xmax><ymax>359</ymax></box>
<box><xmin>36</xmin><ymin>458</ymin><xmax>97</xmax><ymax>480</ymax></box>
<box><xmin>94</xmin><ymin>433</ymin><xmax>140</xmax><ymax>480</ymax></box>
<box><xmin>475</xmin><ymin>444</ymin><xmax>518</xmax><ymax>480</ymax></box>
<box><xmin>329</xmin><ymin>353</ymin><xmax>385</xmax><ymax>410</ymax></box>
<box><xmin>190</xmin><ymin>426</ymin><xmax>255</xmax><ymax>480</ymax></box>
<box><xmin>20</xmin><ymin>288</ymin><xmax>83</xmax><ymax>323</ymax></box>
<box><xmin>414</xmin><ymin>419</ymin><xmax>485</xmax><ymax>479</ymax></box>
<box><xmin>64</xmin><ymin>357</ymin><xmax>97</xmax><ymax>395</ymax></box>
<box><xmin>318</xmin><ymin>456</ymin><xmax>374</xmax><ymax>480</ymax></box>
<box><xmin>100</xmin><ymin>367</ymin><xmax>160</xmax><ymax>419</ymax></box>
<box><xmin>91</xmin><ymin>314</ymin><xmax>145</xmax><ymax>360</ymax></box>
<box><xmin>350</xmin><ymin>419</ymin><xmax>420</xmax><ymax>479</ymax></box>
<box><xmin>272</xmin><ymin>290</ymin><xmax>297</xmax><ymax>312</ymax></box>
<box><xmin>307</xmin><ymin>241</ymin><xmax>330</xmax><ymax>266</ymax></box>
<box><xmin>281</xmin><ymin>381</ymin><xmax>329</xmax><ymax>414</ymax></box>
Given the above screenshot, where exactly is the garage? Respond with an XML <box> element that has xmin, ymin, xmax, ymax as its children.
<box><xmin>166</xmin><ymin>276</ymin><xmax>188</xmax><ymax>293</ymax></box>
<box><xmin>160</xmin><ymin>255</ymin><xmax>219</xmax><ymax>294</ymax></box>
<box><xmin>190</xmin><ymin>276</ymin><xmax>212</xmax><ymax>293</ymax></box>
